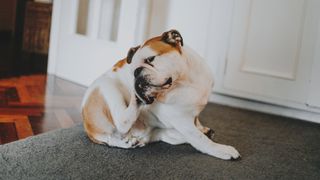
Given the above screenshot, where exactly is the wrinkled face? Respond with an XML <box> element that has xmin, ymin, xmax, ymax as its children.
<box><xmin>127</xmin><ymin>30</ymin><xmax>186</xmax><ymax>104</ymax></box>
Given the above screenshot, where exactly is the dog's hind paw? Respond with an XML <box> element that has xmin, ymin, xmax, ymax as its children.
<box><xmin>125</xmin><ymin>136</ymin><xmax>146</xmax><ymax>148</ymax></box>
<box><xmin>161</xmin><ymin>29</ymin><xmax>184</xmax><ymax>46</ymax></box>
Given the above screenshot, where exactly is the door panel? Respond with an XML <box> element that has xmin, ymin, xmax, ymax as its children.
<box><xmin>224</xmin><ymin>0</ymin><xmax>319</xmax><ymax>103</ymax></box>
<box><xmin>241</xmin><ymin>0</ymin><xmax>305</xmax><ymax>80</ymax></box>
<box><xmin>49</xmin><ymin>0</ymin><xmax>140</xmax><ymax>86</ymax></box>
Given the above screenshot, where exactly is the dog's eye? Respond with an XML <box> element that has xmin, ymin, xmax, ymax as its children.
<box><xmin>144</xmin><ymin>56</ymin><xmax>155</xmax><ymax>64</ymax></box>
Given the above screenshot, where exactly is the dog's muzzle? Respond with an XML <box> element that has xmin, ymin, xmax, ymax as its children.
<box><xmin>134</xmin><ymin>67</ymin><xmax>172</xmax><ymax>105</ymax></box>
<box><xmin>135</xmin><ymin>76</ymin><xmax>154</xmax><ymax>104</ymax></box>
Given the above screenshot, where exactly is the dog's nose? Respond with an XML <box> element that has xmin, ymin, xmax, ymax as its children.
<box><xmin>134</xmin><ymin>67</ymin><xmax>144</xmax><ymax>78</ymax></box>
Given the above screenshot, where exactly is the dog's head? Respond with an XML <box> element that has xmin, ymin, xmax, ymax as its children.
<box><xmin>126</xmin><ymin>30</ymin><xmax>187</xmax><ymax>104</ymax></box>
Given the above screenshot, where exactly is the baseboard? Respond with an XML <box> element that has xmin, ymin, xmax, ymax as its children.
<box><xmin>210</xmin><ymin>93</ymin><xmax>320</xmax><ymax>124</ymax></box>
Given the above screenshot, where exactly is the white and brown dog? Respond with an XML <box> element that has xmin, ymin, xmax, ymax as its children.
<box><xmin>81</xmin><ymin>30</ymin><xmax>240</xmax><ymax>160</ymax></box>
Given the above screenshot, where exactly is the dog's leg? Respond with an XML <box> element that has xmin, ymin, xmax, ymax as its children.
<box><xmin>162</xmin><ymin>113</ymin><xmax>240</xmax><ymax>160</ymax></box>
<box><xmin>195</xmin><ymin>117</ymin><xmax>215</xmax><ymax>139</ymax></box>
<box><xmin>98</xmin><ymin>82</ymin><xmax>141</xmax><ymax>135</ymax></box>
<box><xmin>112</xmin><ymin>94</ymin><xmax>141</xmax><ymax>134</ymax></box>
<box><xmin>150</xmin><ymin>128</ymin><xmax>186</xmax><ymax>145</ymax></box>
<box><xmin>83</xmin><ymin>84</ymin><xmax>144</xmax><ymax>148</ymax></box>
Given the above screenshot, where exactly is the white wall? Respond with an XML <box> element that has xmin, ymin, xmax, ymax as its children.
<box><xmin>150</xmin><ymin>0</ymin><xmax>212</xmax><ymax>57</ymax></box>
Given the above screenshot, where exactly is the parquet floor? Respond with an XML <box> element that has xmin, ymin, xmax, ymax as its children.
<box><xmin>0</xmin><ymin>75</ymin><xmax>86</xmax><ymax>144</ymax></box>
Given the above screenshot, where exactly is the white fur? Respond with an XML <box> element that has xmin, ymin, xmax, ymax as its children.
<box><xmin>82</xmin><ymin>44</ymin><xmax>240</xmax><ymax>160</ymax></box>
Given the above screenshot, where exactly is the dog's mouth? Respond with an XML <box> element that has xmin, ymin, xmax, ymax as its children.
<box><xmin>135</xmin><ymin>76</ymin><xmax>154</xmax><ymax>104</ymax></box>
<box><xmin>135</xmin><ymin>76</ymin><xmax>172</xmax><ymax>104</ymax></box>
<box><xmin>149</xmin><ymin>77</ymin><xmax>172</xmax><ymax>89</ymax></box>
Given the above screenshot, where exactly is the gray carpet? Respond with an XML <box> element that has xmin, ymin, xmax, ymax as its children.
<box><xmin>0</xmin><ymin>104</ymin><xmax>320</xmax><ymax>180</ymax></box>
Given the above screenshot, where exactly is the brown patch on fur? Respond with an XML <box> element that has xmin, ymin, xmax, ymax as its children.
<box><xmin>103</xmin><ymin>107</ymin><xmax>115</xmax><ymax>127</ymax></box>
<box><xmin>82</xmin><ymin>88</ymin><xmax>114</xmax><ymax>144</ymax></box>
<box><xmin>112</xmin><ymin>58</ymin><xmax>127</xmax><ymax>72</ymax></box>
<box><xmin>194</xmin><ymin>116</ymin><xmax>199</xmax><ymax>126</ymax></box>
<box><xmin>194</xmin><ymin>117</ymin><xmax>212</xmax><ymax>137</ymax></box>
<box><xmin>82</xmin><ymin>110</ymin><xmax>105</xmax><ymax>144</ymax></box>
<box><xmin>86</xmin><ymin>128</ymin><xmax>105</xmax><ymax>145</ymax></box>
<box><xmin>143</xmin><ymin>36</ymin><xmax>182</xmax><ymax>54</ymax></box>
<box><xmin>155</xmin><ymin>91</ymin><xmax>166</xmax><ymax>102</ymax></box>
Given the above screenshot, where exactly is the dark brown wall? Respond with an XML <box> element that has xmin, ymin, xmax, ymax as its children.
<box><xmin>0</xmin><ymin>0</ymin><xmax>17</xmax><ymax>31</ymax></box>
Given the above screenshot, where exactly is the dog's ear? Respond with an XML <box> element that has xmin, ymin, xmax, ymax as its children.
<box><xmin>126</xmin><ymin>45</ymin><xmax>140</xmax><ymax>64</ymax></box>
<box><xmin>161</xmin><ymin>29</ymin><xmax>184</xmax><ymax>47</ymax></box>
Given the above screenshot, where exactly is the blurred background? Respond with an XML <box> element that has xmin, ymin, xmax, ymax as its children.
<box><xmin>0</xmin><ymin>0</ymin><xmax>320</xmax><ymax>124</ymax></box>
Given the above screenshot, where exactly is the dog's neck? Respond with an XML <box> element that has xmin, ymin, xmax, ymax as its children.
<box><xmin>179</xmin><ymin>46</ymin><xmax>214</xmax><ymax>88</ymax></box>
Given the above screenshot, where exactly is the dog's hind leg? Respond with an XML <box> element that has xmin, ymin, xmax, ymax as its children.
<box><xmin>82</xmin><ymin>78</ymin><xmax>142</xmax><ymax>148</ymax></box>
<box><xmin>150</xmin><ymin>128</ymin><xmax>186</xmax><ymax>145</ymax></box>
<box><xmin>98</xmin><ymin>80</ymin><xmax>141</xmax><ymax>134</ymax></box>
<box><xmin>169</xmin><ymin>115</ymin><xmax>240</xmax><ymax>160</ymax></box>
<box><xmin>154</xmin><ymin>105</ymin><xmax>240</xmax><ymax>160</ymax></box>
<box><xmin>82</xmin><ymin>88</ymin><xmax>115</xmax><ymax>144</ymax></box>
<box><xmin>195</xmin><ymin>117</ymin><xmax>215</xmax><ymax>139</ymax></box>
<box><xmin>92</xmin><ymin>133</ymin><xmax>144</xmax><ymax>148</ymax></box>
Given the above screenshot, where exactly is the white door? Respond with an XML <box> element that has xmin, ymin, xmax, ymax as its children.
<box><xmin>222</xmin><ymin>0</ymin><xmax>320</xmax><ymax>105</ymax></box>
<box><xmin>48</xmin><ymin>0</ymin><xmax>143</xmax><ymax>86</ymax></box>
<box><xmin>307</xmin><ymin>21</ymin><xmax>320</xmax><ymax>108</ymax></box>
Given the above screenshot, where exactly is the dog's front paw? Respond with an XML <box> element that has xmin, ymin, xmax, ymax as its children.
<box><xmin>214</xmin><ymin>144</ymin><xmax>241</xmax><ymax>160</ymax></box>
<box><xmin>125</xmin><ymin>136</ymin><xmax>146</xmax><ymax>148</ymax></box>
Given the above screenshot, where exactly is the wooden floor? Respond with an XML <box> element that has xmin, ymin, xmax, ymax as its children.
<box><xmin>0</xmin><ymin>75</ymin><xmax>86</xmax><ymax>144</ymax></box>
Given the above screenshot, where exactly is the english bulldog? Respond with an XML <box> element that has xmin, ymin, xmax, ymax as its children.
<box><xmin>81</xmin><ymin>30</ymin><xmax>240</xmax><ymax>160</ymax></box>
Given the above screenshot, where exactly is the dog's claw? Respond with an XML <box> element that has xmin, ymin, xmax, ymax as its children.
<box><xmin>204</xmin><ymin>129</ymin><xmax>215</xmax><ymax>139</ymax></box>
<box><xmin>131</xmin><ymin>140</ymin><xmax>140</xmax><ymax>148</ymax></box>
<box><xmin>231</xmin><ymin>156</ymin><xmax>241</xmax><ymax>161</ymax></box>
